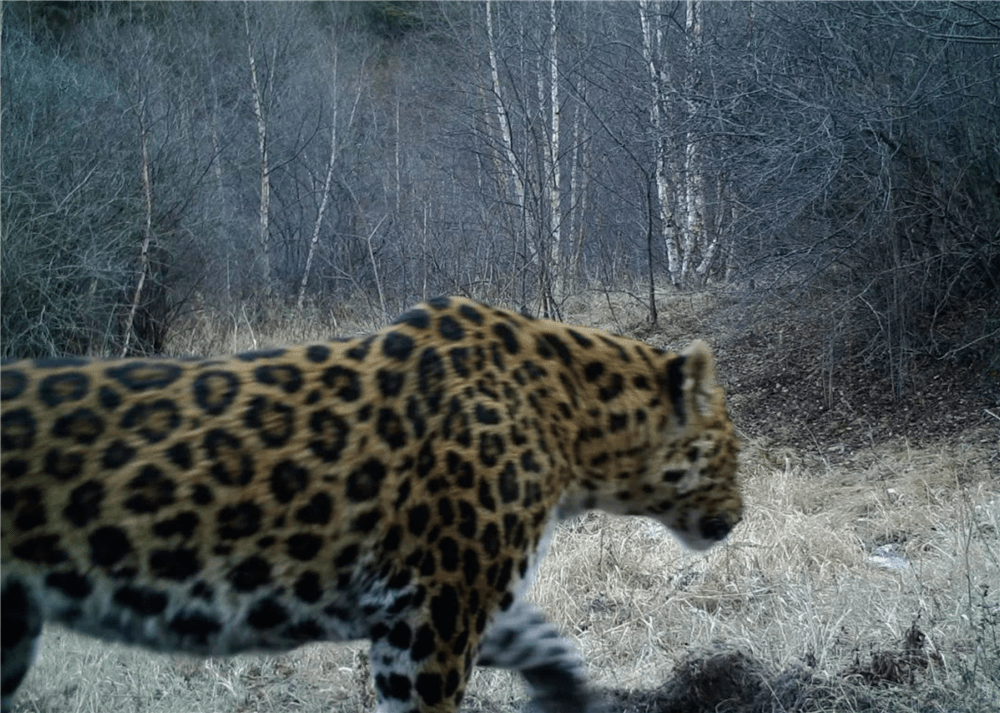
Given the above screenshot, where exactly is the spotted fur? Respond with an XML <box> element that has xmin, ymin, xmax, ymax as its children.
<box><xmin>1</xmin><ymin>296</ymin><xmax>741</xmax><ymax>713</ymax></box>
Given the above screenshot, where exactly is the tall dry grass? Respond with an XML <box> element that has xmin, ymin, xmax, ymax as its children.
<box><xmin>12</xmin><ymin>290</ymin><xmax>999</xmax><ymax>713</ymax></box>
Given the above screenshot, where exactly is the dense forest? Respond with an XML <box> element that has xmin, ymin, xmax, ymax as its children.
<box><xmin>2</xmin><ymin>1</ymin><xmax>998</xmax><ymax>395</ymax></box>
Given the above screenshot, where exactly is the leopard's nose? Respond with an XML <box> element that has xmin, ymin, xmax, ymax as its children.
<box><xmin>700</xmin><ymin>514</ymin><xmax>735</xmax><ymax>542</ymax></box>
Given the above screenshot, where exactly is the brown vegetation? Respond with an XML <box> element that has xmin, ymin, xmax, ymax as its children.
<box><xmin>12</xmin><ymin>291</ymin><xmax>998</xmax><ymax>713</ymax></box>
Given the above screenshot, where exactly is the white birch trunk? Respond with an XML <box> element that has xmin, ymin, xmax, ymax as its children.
<box><xmin>547</xmin><ymin>0</ymin><xmax>562</xmax><ymax>300</ymax></box>
<box><xmin>244</xmin><ymin>2</ymin><xmax>272</xmax><ymax>292</ymax></box>
<box><xmin>639</xmin><ymin>0</ymin><xmax>681</xmax><ymax>284</ymax></box>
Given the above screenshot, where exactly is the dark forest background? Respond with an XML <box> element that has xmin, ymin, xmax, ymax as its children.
<box><xmin>2</xmin><ymin>1</ymin><xmax>998</xmax><ymax>397</ymax></box>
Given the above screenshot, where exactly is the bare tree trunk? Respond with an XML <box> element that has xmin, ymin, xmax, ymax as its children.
<box><xmin>639</xmin><ymin>0</ymin><xmax>681</xmax><ymax>285</ymax></box>
<box><xmin>121</xmin><ymin>92</ymin><xmax>154</xmax><ymax>357</ymax></box>
<box><xmin>244</xmin><ymin>1</ymin><xmax>272</xmax><ymax>293</ymax></box>
<box><xmin>485</xmin><ymin>0</ymin><xmax>530</xmax><ymax>259</ymax></box>
<box><xmin>298</xmin><ymin>42</ymin><xmax>366</xmax><ymax>311</ymax></box>
<box><xmin>546</xmin><ymin>0</ymin><xmax>562</xmax><ymax>304</ymax></box>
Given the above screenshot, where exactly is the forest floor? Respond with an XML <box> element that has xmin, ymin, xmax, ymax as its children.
<box><xmin>13</xmin><ymin>289</ymin><xmax>1000</xmax><ymax>713</ymax></box>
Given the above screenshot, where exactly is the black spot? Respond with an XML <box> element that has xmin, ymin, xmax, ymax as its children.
<box><xmin>439</xmin><ymin>537</ymin><xmax>459</xmax><ymax>571</ymax></box>
<box><xmin>45</xmin><ymin>571</ymin><xmax>91</xmax><ymax>599</ymax></box>
<box><xmin>89</xmin><ymin>526</ymin><xmax>131</xmax><ymax>567</ymax></box>
<box><xmin>153</xmin><ymin>512</ymin><xmax>199</xmax><ymax>540</ymax></box>
<box><xmin>663</xmin><ymin>469</ymin><xmax>685</xmax><ymax>482</ymax></box>
<box><xmin>193</xmin><ymin>370</ymin><xmax>240</xmax><ymax>415</ymax></box>
<box><xmin>107</xmin><ymin>362</ymin><xmax>182</xmax><ymax>391</ymax></box>
<box><xmin>237</xmin><ymin>348</ymin><xmax>286</xmax><ymax>361</ymax></box>
<box><xmin>102</xmin><ymin>440</ymin><xmax>136</xmax><ymax>469</ymax></box>
<box><xmin>478</xmin><ymin>479</ymin><xmax>496</xmax><ymax>512</ymax></box>
<box><xmin>10</xmin><ymin>487</ymin><xmax>46</xmax><ymax>531</ymax></box>
<box><xmin>417</xmin><ymin>348</ymin><xmax>446</xmax><ymax>413</ymax></box>
<box><xmin>2</xmin><ymin>457</ymin><xmax>28</xmax><ymax>482</ymax></box>
<box><xmin>522</xmin><ymin>480</ymin><xmax>541</xmax><ymax>508</ymax></box>
<box><xmin>449</xmin><ymin>347</ymin><xmax>470</xmax><ymax>377</ymax></box>
<box><xmin>248</xmin><ymin>599</ymin><xmax>288</xmax><ymax>629</ymax></box>
<box><xmin>521</xmin><ymin>451</ymin><xmax>542</xmax><ymax>473</ymax></box>
<box><xmin>168</xmin><ymin>612</ymin><xmax>221</xmax><ymax>644</ymax></box>
<box><xmin>228</xmin><ymin>556</ymin><xmax>272</xmax><ymax>591</ymax></box>
<box><xmin>217</xmin><ymin>501</ymin><xmax>261</xmax><ymax>540</ymax></box>
<box><xmin>567</xmin><ymin>329</ymin><xmax>594</xmax><ymax>348</ymax></box>
<box><xmin>494</xmin><ymin>558</ymin><xmax>513</xmax><ymax>592</ymax></box>
<box><xmin>166</xmin><ymin>442</ymin><xmax>193</xmax><ymax>470</ymax></box>
<box><xmin>498</xmin><ymin>462</ymin><xmax>520</xmax><ymax>503</ymax></box>
<box><xmin>456</xmin><ymin>303</ymin><xmax>482</xmax><ymax>325</ymax></box>
<box><xmin>439</xmin><ymin>315</ymin><xmax>464</xmax><ymax>341</ymax></box>
<box><xmin>475</xmin><ymin>404</ymin><xmax>500</xmax><ymax>425</ymax></box>
<box><xmin>416</xmin><ymin>441</ymin><xmax>436</xmax><ymax>479</ymax></box>
<box><xmin>377</xmin><ymin>369</ymin><xmax>406</xmax><ymax>398</ymax></box>
<box><xmin>376</xmin><ymin>408</ymin><xmax>407</xmax><ymax>449</ymax></box>
<box><xmin>63</xmin><ymin>480</ymin><xmax>104</xmax><ymax>527</ymax></box>
<box><xmin>377</xmin><ymin>673</ymin><xmax>412</xmax><ymax>701</ymax></box>
<box><xmin>98</xmin><ymin>386</ymin><xmax>122</xmax><ymax>410</ymax></box>
<box><xmin>190</xmin><ymin>581</ymin><xmax>213</xmax><ymax>599</ymax></box>
<box><xmin>415</xmin><ymin>672</ymin><xmax>444</xmax><ymax>706</ymax></box>
<box><xmin>296</xmin><ymin>493</ymin><xmax>332</xmax><ymax>525</ymax></box>
<box><xmin>121</xmin><ymin>400</ymin><xmax>180</xmax><ymax>444</ymax></box>
<box><xmin>489</xmin><ymin>323</ymin><xmax>520</xmax><ymax>359</ymax></box>
<box><xmin>191</xmin><ymin>484</ymin><xmax>213</xmax><ymax>505</ymax></box>
<box><xmin>294</xmin><ymin>571</ymin><xmax>322</xmax><ymax>603</ymax></box>
<box><xmin>584</xmin><ymin>362</ymin><xmax>605</xmax><ymax>382</ymax></box>
<box><xmin>244</xmin><ymin>396</ymin><xmax>295</xmax><ymax>448</ymax></box>
<box><xmin>149</xmin><ymin>547</ymin><xmax>200</xmax><ymax>581</ymax></box>
<box><xmin>204</xmin><ymin>429</ymin><xmax>254</xmax><ymax>486</ymax></box>
<box><xmin>345</xmin><ymin>458</ymin><xmax>386</xmax><ymax>502</ymax></box>
<box><xmin>321</xmin><ymin>366</ymin><xmax>363</xmax><ymax>405</ymax></box>
<box><xmin>125</xmin><ymin>465</ymin><xmax>176</xmax><ymax>514</ymax></box>
<box><xmin>114</xmin><ymin>585</ymin><xmax>167</xmax><ymax>615</ymax></box>
<box><xmin>287</xmin><ymin>533</ymin><xmax>323</xmax><ymax>561</ymax></box>
<box><xmin>405</xmin><ymin>395</ymin><xmax>427</xmax><ymax>439</ymax></box>
<box><xmin>408</xmin><ymin>504</ymin><xmax>430</xmax><ymax>536</ymax></box>
<box><xmin>352</xmin><ymin>508</ymin><xmax>381</xmax><ymax>532</ymax></box>
<box><xmin>428</xmin><ymin>296</ymin><xmax>452</xmax><ymax>310</ymax></box>
<box><xmin>254</xmin><ymin>364</ymin><xmax>303</xmax><ymax>393</ymax></box>
<box><xmin>270</xmin><ymin>461</ymin><xmax>309</xmax><ymax>503</ymax></box>
<box><xmin>308</xmin><ymin>409</ymin><xmax>350</xmax><ymax>462</ymax></box>
<box><xmin>306</xmin><ymin>345</ymin><xmax>331</xmax><ymax>363</ymax></box>
<box><xmin>479</xmin><ymin>432</ymin><xmax>505</xmax><ymax>467</ymax></box>
<box><xmin>39</xmin><ymin>373</ymin><xmax>89</xmax><ymax>407</ymax></box>
<box><xmin>412</xmin><ymin>624</ymin><xmax>436</xmax><ymax>660</ymax></box>
<box><xmin>382</xmin><ymin>331</ymin><xmax>415</xmax><ymax>361</ymax></box>
<box><xmin>599</xmin><ymin>373</ymin><xmax>624</xmax><ymax>402</ymax></box>
<box><xmin>442</xmin><ymin>398</ymin><xmax>470</xmax><ymax>446</ymax></box>
<box><xmin>538</xmin><ymin>333</ymin><xmax>572</xmax><ymax>365</ymax></box>
<box><xmin>286</xmin><ymin>620</ymin><xmax>323</xmax><ymax>641</ymax></box>
<box><xmin>12</xmin><ymin>534</ymin><xmax>68</xmax><ymax>565</ymax></box>
<box><xmin>609</xmin><ymin>412</ymin><xmax>628</xmax><ymax>433</ymax></box>
<box><xmin>457</xmin><ymin>501</ymin><xmax>477</xmax><ymax>538</ymax></box>
<box><xmin>42</xmin><ymin>448</ymin><xmax>83</xmax><ymax>481</ymax></box>
<box><xmin>482</xmin><ymin>523</ymin><xmax>500</xmax><ymax>557</ymax></box>
<box><xmin>393</xmin><ymin>307</ymin><xmax>430</xmax><ymax>329</ymax></box>
<box><xmin>256</xmin><ymin>536</ymin><xmax>275</xmax><ymax>550</ymax></box>
<box><xmin>437</xmin><ymin>497</ymin><xmax>454</xmax><ymax>526</ymax></box>
<box><xmin>52</xmin><ymin>408</ymin><xmax>103</xmax><ymax>445</ymax></box>
<box><xmin>334</xmin><ymin>544</ymin><xmax>359</xmax><ymax>568</ymax></box>
<box><xmin>463</xmin><ymin>549</ymin><xmax>480</xmax><ymax>586</ymax></box>
<box><xmin>1</xmin><ymin>368</ymin><xmax>28</xmax><ymax>399</ymax></box>
<box><xmin>431</xmin><ymin>584</ymin><xmax>459</xmax><ymax>641</ymax></box>
<box><xmin>346</xmin><ymin>337</ymin><xmax>373</xmax><ymax>361</ymax></box>
<box><xmin>388</xmin><ymin>621</ymin><xmax>413</xmax><ymax>649</ymax></box>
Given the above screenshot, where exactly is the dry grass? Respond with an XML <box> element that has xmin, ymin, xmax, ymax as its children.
<box><xmin>12</xmin><ymin>291</ymin><xmax>1000</xmax><ymax>713</ymax></box>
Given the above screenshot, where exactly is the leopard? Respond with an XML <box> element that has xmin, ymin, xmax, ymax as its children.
<box><xmin>1</xmin><ymin>295</ymin><xmax>741</xmax><ymax>713</ymax></box>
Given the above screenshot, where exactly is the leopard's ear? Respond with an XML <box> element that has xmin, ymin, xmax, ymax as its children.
<box><xmin>677</xmin><ymin>340</ymin><xmax>722</xmax><ymax>420</ymax></box>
